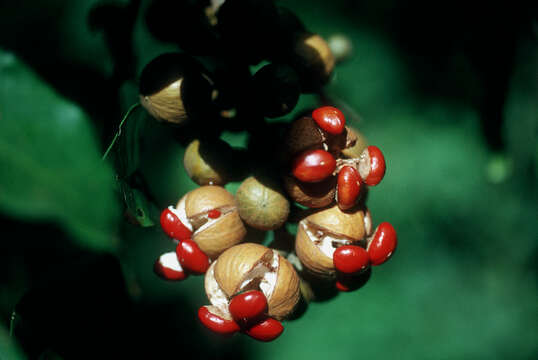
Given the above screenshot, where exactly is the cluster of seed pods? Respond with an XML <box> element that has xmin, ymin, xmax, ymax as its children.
<box><xmin>287</xmin><ymin>106</ymin><xmax>397</xmax><ymax>291</ymax></box>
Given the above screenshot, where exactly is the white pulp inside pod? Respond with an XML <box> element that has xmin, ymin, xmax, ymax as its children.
<box><xmin>159</xmin><ymin>252</ymin><xmax>183</xmax><ymax>271</ymax></box>
<box><xmin>302</xmin><ymin>222</ymin><xmax>351</xmax><ymax>258</ymax></box>
<box><xmin>168</xmin><ymin>198</ymin><xmax>193</xmax><ymax>232</ymax></box>
<box><xmin>206</xmin><ymin>263</ymin><xmax>230</xmax><ymax>316</ymax></box>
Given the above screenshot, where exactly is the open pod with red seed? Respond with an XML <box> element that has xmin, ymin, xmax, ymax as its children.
<box><xmin>167</xmin><ymin>186</ymin><xmax>246</xmax><ymax>260</ymax></box>
<box><xmin>295</xmin><ymin>204</ymin><xmax>372</xmax><ymax>278</ymax></box>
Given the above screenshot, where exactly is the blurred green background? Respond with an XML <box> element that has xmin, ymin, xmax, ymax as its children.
<box><xmin>0</xmin><ymin>0</ymin><xmax>536</xmax><ymax>359</ymax></box>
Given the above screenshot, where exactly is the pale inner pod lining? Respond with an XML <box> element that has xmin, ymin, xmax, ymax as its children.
<box><xmin>168</xmin><ymin>198</ymin><xmax>193</xmax><ymax>232</ymax></box>
<box><xmin>194</xmin><ymin>211</ymin><xmax>231</xmax><ymax>234</ymax></box>
<box><xmin>206</xmin><ymin>251</ymin><xmax>280</xmax><ymax>317</ymax></box>
<box><xmin>206</xmin><ymin>263</ymin><xmax>230</xmax><ymax>316</ymax></box>
<box><xmin>358</xmin><ymin>150</ymin><xmax>370</xmax><ymax>180</ymax></box>
<box><xmin>302</xmin><ymin>222</ymin><xmax>351</xmax><ymax>258</ymax></box>
<box><xmin>159</xmin><ymin>252</ymin><xmax>183</xmax><ymax>271</ymax></box>
<box><xmin>239</xmin><ymin>250</ymin><xmax>279</xmax><ymax>301</ymax></box>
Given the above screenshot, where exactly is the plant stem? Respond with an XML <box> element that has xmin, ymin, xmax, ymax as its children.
<box><xmin>102</xmin><ymin>103</ymin><xmax>141</xmax><ymax>161</ymax></box>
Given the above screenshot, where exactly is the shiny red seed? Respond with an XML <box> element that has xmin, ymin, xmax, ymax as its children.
<box><xmin>337</xmin><ymin>166</ymin><xmax>362</xmax><ymax>210</ymax></box>
<box><xmin>160</xmin><ymin>208</ymin><xmax>192</xmax><ymax>240</ymax></box>
<box><xmin>153</xmin><ymin>252</ymin><xmax>188</xmax><ymax>281</ymax></box>
<box><xmin>312</xmin><ymin>106</ymin><xmax>345</xmax><ymax>135</ymax></box>
<box><xmin>207</xmin><ymin>209</ymin><xmax>221</xmax><ymax>219</ymax></box>
<box><xmin>198</xmin><ymin>306</ymin><xmax>240</xmax><ymax>335</ymax></box>
<box><xmin>176</xmin><ymin>239</ymin><xmax>210</xmax><ymax>274</ymax></box>
<box><xmin>367</xmin><ymin>222</ymin><xmax>397</xmax><ymax>266</ymax></box>
<box><xmin>245</xmin><ymin>318</ymin><xmax>284</xmax><ymax>342</ymax></box>
<box><xmin>333</xmin><ymin>245</ymin><xmax>370</xmax><ymax>274</ymax></box>
<box><xmin>229</xmin><ymin>290</ymin><xmax>268</xmax><ymax>325</ymax></box>
<box><xmin>364</xmin><ymin>146</ymin><xmax>386</xmax><ymax>186</ymax></box>
<box><xmin>292</xmin><ymin>149</ymin><xmax>336</xmax><ymax>183</ymax></box>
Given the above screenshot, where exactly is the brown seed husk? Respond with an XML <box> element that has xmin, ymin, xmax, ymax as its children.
<box><xmin>295</xmin><ymin>225</ymin><xmax>335</xmax><ymax>277</ymax></box>
<box><xmin>286</xmin><ymin>116</ymin><xmax>324</xmax><ymax>155</ymax></box>
<box><xmin>236</xmin><ymin>176</ymin><xmax>290</xmax><ymax>230</ymax></box>
<box><xmin>341</xmin><ymin>127</ymin><xmax>368</xmax><ymax>159</ymax></box>
<box><xmin>283</xmin><ymin>175</ymin><xmax>336</xmax><ymax>208</ymax></box>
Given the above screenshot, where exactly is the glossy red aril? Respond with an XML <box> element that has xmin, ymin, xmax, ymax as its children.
<box><xmin>359</xmin><ymin>145</ymin><xmax>386</xmax><ymax>186</ymax></box>
<box><xmin>292</xmin><ymin>149</ymin><xmax>336</xmax><ymax>183</ymax></box>
<box><xmin>153</xmin><ymin>252</ymin><xmax>188</xmax><ymax>281</ymax></box>
<box><xmin>333</xmin><ymin>245</ymin><xmax>370</xmax><ymax>274</ymax></box>
<box><xmin>337</xmin><ymin>166</ymin><xmax>362</xmax><ymax>210</ymax></box>
<box><xmin>176</xmin><ymin>239</ymin><xmax>210</xmax><ymax>274</ymax></box>
<box><xmin>160</xmin><ymin>208</ymin><xmax>192</xmax><ymax>240</ymax></box>
<box><xmin>367</xmin><ymin>222</ymin><xmax>397</xmax><ymax>266</ymax></box>
<box><xmin>312</xmin><ymin>106</ymin><xmax>345</xmax><ymax>135</ymax></box>
<box><xmin>198</xmin><ymin>306</ymin><xmax>240</xmax><ymax>335</ymax></box>
<box><xmin>229</xmin><ymin>290</ymin><xmax>268</xmax><ymax>325</ymax></box>
<box><xmin>245</xmin><ymin>318</ymin><xmax>284</xmax><ymax>342</ymax></box>
<box><xmin>207</xmin><ymin>209</ymin><xmax>221</xmax><ymax>219</ymax></box>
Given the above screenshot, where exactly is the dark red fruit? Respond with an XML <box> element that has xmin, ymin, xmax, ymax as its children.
<box><xmin>207</xmin><ymin>209</ymin><xmax>221</xmax><ymax>219</ymax></box>
<box><xmin>229</xmin><ymin>290</ymin><xmax>268</xmax><ymax>325</ymax></box>
<box><xmin>333</xmin><ymin>245</ymin><xmax>370</xmax><ymax>274</ymax></box>
<box><xmin>160</xmin><ymin>208</ymin><xmax>192</xmax><ymax>240</ymax></box>
<box><xmin>312</xmin><ymin>106</ymin><xmax>345</xmax><ymax>135</ymax></box>
<box><xmin>337</xmin><ymin>166</ymin><xmax>362</xmax><ymax>210</ymax></box>
<box><xmin>367</xmin><ymin>222</ymin><xmax>397</xmax><ymax>266</ymax></box>
<box><xmin>153</xmin><ymin>252</ymin><xmax>188</xmax><ymax>281</ymax></box>
<box><xmin>176</xmin><ymin>239</ymin><xmax>210</xmax><ymax>274</ymax></box>
<box><xmin>292</xmin><ymin>149</ymin><xmax>336</xmax><ymax>183</ymax></box>
<box><xmin>245</xmin><ymin>318</ymin><xmax>284</xmax><ymax>342</ymax></box>
<box><xmin>198</xmin><ymin>306</ymin><xmax>240</xmax><ymax>335</ymax></box>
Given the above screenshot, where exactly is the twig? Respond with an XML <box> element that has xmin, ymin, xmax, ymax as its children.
<box><xmin>102</xmin><ymin>103</ymin><xmax>141</xmax><ymax>161</ymax></box>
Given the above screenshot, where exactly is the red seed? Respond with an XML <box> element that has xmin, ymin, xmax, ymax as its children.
<box><xmin>245</xmin><ymin>318</ymin><xmax>284</xmax><ymax>342</ymax></box>
<box><xmin>229</xmin><ymin>290</ymin><xmax>268</xmax><ymax>325</ymax></box>
<box><xmin>198</xmin><ymin>306</ymin><xmax>240</xmax><ymax>335</ymax></box>
<box><xmin>312</xmin><ymin>106</ymin><xmax>345</xmax><ymax>135</ymax></box>
<box><xmin>333</xmin><ymin>245</ymin><xmax>370</xmax><ymax>274</ymax></box>
<box><xmin>153</xmin><ymin>252</ymin><xmax>188</xmax><ymax>281</ymax></box>
<box><xmin>176</xmin><ymin>239</ymin><xmax>210</xmax><ymax>274</ymax></box>
<box><xmin>292</xmin><ymin>149</ymin><xmax>336</xmax><ymax>183</ymax></box>
<box><xmin>337</xmin><ymin>166</ymin><xmax>362</xmax><ymax>210</ymax></box>
<box><xmin>207</xmin><ymin>209</ymin><xmax>221</xmax><ymax>219</ymax></box>
<box><xmin>367</xmin><ymin>222</ymin><xmax>397</xmax><ymax>266</ymax></box>
<box><xmin>359</xmin><ymin>145</ymin><xmax>386</xmax><ymax>186</ymax></box>
<box><xmin>160</xmin><ymin>208</ymin><xmax>192</xmax><ymax>240</ymax></box>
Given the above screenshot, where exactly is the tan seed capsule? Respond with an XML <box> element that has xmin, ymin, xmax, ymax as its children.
<box><xmin>205</xmin><ymin>243</ymin><xmax>300</xmax><ymax>320</ymax></box>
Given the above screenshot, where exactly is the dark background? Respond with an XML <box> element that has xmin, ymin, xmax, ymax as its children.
<box><xmin>0</xmin><ymin>0</ymin><xmax>536</xmax><ymax>359</ymax></box>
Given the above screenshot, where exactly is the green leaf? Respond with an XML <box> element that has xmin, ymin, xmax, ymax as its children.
<box><xmin>119</xmin><ymin>179</ymin><xmax>156</xmax><ymax>227</ymax></box>
<box><xmin>0</xmin><ymin>325</ymin><xmax>25</xmax><ymax>360</ymax></box>
<box><xmin>0</xmin><ymin>50</ymin><xmax>120</xmax><ymax>251</ymax></box>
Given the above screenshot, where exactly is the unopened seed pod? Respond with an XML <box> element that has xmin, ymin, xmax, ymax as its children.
<box><xmin>289</xmin><ymin>33</ymin><xmax>335</xmax><ymax>92</ymax></box>
<box><xmin>205</xmin><ymin>243</ymin><xmax>300</xmax><ymax>320</ymax></box>
<box><xmin>139</xmin><ymin>53</ymin><xmax>214</xmax><ymax>124</ymax></box>
<box><xmin>183</xmin><ymin>139</ymin><xmax>232</xmax><ymax>186</ymax></box>
<box><xmin>295</xmin><ymin>205</ymin><xmax>372</xmax><ymax>277</ymax></box>
<box><xmin>235</xmin><ymin>176</ymin><xmax>290</xmax><ymax>231</ymax></box>
<box><xmin>168</xmin><ymin>186</ymin><xmax>246</xmax><ymax>259</ymax></box>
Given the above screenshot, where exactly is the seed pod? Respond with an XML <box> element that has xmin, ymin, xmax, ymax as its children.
<box><xmin>295</xmin><ymin>205</ymin><xmax>369</xmax><ymax>277</ymax></box>
<box><xmin>289</xmin><ymin>33</ymin><xmax>335</xmax><ymax>92</ymax></box>
<box><xmin>235</xmin><ymin>176</ymin><xmax>290</xmax><ymax>231</ymax></box>
<box><xmin>250</xmin><ymin>63</ymin><xmax>300</xmax><ymax>118</ymax></box>
<box><xmin>283</xmin><ymin>175</ymin><xmax>336</xmax><ymax>208</ymax></box>
<box><xmin>205</xmin><ymin>243</ymin><xmax>300</xmax><ymax>320</ymax></box>
<box><xmin>139</xmin><ymin>53</ymin><xmax>214</xmax><ymax>124</ymax></box>
<box><xmin>183</xmin><ymin>139</ymin><xmax>232</xmax><ymax>186</ymax></box>
<box><xmin>327</xmin><ymin>33</ymin><xmax>353</xmax><ymax>64</ymax></box>
<box><xmin>170</xmin><ymin>186</ymin><xmax>246</xmax><ymax>259</ymax></box>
